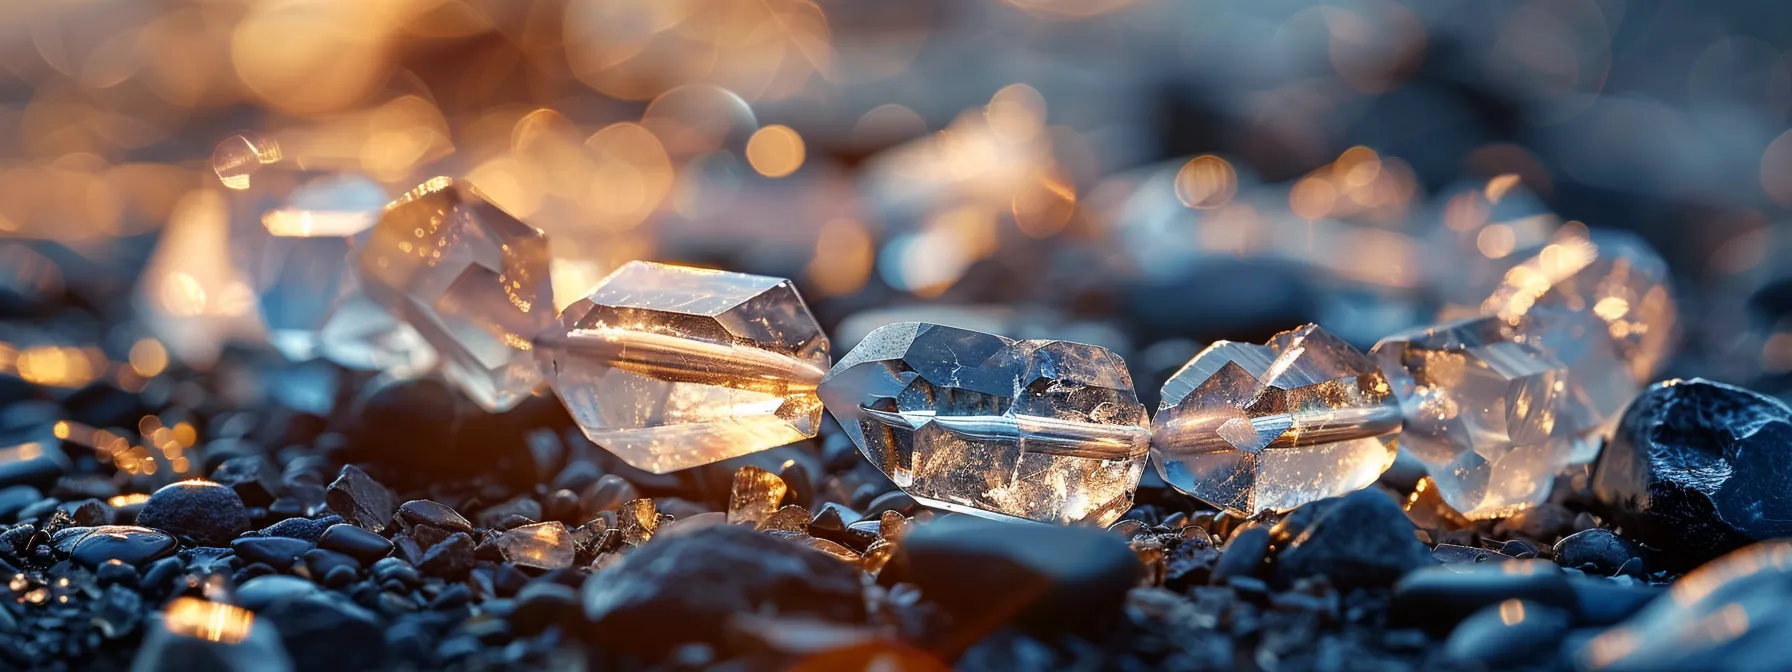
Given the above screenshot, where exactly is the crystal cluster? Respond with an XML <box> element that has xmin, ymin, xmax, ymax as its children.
<box><xmin>1484</xmin><ymin>229</ymin><xmax>1675</xmax><ymax>383</ymax></box>
<box><xmin>357</xmin><ymin>178</ymin><xmax>554</xmax><ymax>411</ymax></box>
<box><xmin>214</xmin><ymin>133</ymin><xmax>436</xmax><ymax>376</ymax></box>
<box><xmin>538</xmin><ymin>261</ymin><xmax>830</xmax><ymax>473</ymax></box>
<box><xmin>819</xmin><ymin>322</ymin><xmax>1150</xmax><ymax>526</ymax></box>
<box><xmin>1371</xmin><ymin>310</ymin><xmax>1629</xmax><ymax>518</ymax></box>
<box><xmin>1151</xmin><ymin>324</ymin><xmax>1399</xmax><ymax>516</ymax></box>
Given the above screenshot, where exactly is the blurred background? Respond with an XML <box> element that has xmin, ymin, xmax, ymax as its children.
<box><xmin>2</xmin><ymin>0</ymin><xmax>1791</xmax><ymax>454</ymax></box>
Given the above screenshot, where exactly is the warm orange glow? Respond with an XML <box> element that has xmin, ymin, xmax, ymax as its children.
<box><xmin>163</xmin><ymin>597</ymin><xmax>255</xmax><ymax>644</ymax></box>
<box><xmin>1174</xmin><ymin>156</ymin><xmax>1237</xmax><ymax>209</ymax></box>
<box><xmin>745</xmin><ymin>125</ymin><xmax>806</xmax><ymax>178</ymax></box>
<box><xmin>808</xmin><ymin>218</ymin><xmax>875</xmax><ymax>297</ymax></box>
<box><xmin>108</xmin><ymin>493</ymin><xmax>151</xmax><ymax>507</ymax></box>
<box><xmin>1290</xmin><ymin>176</ymin><xmax>1337</xmax><ymax>220</ymax></box>
<box><xmin>128</xmin><ymin>339</ymin><xmax>169</xmax><ymax>378</ymax></box>
<box><xmin>1011</xmin><ymin>170</ymin><xmax>1077</xmax><ymax>238</ymax></box>
<box><xmin>986</xmin><ymin>84</ymin><xmax>1046</xmax><ymax>143</ymax></box>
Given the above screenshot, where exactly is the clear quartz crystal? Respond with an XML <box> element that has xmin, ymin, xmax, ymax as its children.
<box><xmin>1483</xmin><ymin>228</ymin><xmax>1675</xmax><ymax>383</ymax></box>
<box><xmin>1150</xmin><ymin>324</ymin><xmax>1399</xmax><ymax>516</ymax></box>
<box><xmin>1371</xmin><ymin>310</ymin><xmax>1627</xmax><ymax>518</ymax></box>
<box><xmin>818</xmin><ymin>322</ymin><xmax>1150</xmax><ymax>526</ymax></box>
<box><xmin>495</xmin><ymin>521</ymin><xmax>574</xmax><ymax>570</ymax></box>
<box><xmin>213</xmin><ymin>132</ymin><xmax>435</xmax><ymax>376</ymax></box>
<box><xmin>357</xmin><ymin>177</ymin><xmax>554</xmax><ymax>411</ymax></box>
<box><xmin>538</xmin><ymin>261</ymin><xmax>830</xmax><ymax>473</ymax></box>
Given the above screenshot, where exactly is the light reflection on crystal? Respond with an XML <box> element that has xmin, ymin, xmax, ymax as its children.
<box><xmin>358</xmin><ymin>178</ymin><xmax>554</xmax><ymax>411</ymax></box>
<box><xmin>1151</xmin><ymin>324</ymin><xmax>1399</xmax><ymax>516</ymax></box>
<box><xmin>728</xmin><ymin>465</ymin><xmax>789</xmax><ymax>526</ymax></box>
<box><xmin>819</xmin><ymin>322</ymin><xmax>1150</xmax><ymax>526</ymax></box>
<box><xmin>495</xmin><ymin>521</ymin><xmax>575</xmax><ymax>570</ymax></box>
<box><xmin>539</xmin><ymin>261</ymin><xmax>829</xmax><ymax>473</ymax></box>
<box><xmin>135</xmin><ymin>190</ymin><xmax>265</xmax><ymax>367</ymax></box>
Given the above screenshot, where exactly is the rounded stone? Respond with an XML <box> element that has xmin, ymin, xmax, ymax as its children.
<box><xmin>318</xmin><ymin>524</ymin><xmax>393</xmax><ymax>564</ymax></box>
<box><xmin>69</xmin><ymin>526</ymin><xmax>177</xmax><ymax>567</ymax></box>
<box><xmin>1553</xmin><ymin>529</ymin><xmax>1647</xmax><ymax>578</ymax></box>
<box><xmin>136</xmin><ymin>481</ymin><xmax>251</xmax><ymax>547</ymax></box>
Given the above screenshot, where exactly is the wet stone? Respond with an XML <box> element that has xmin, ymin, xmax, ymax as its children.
<box><xmin>1271</xmin><ymin>490</ymin><xmax>1432</xmax><ymax>589</ymax></box>
<box><xmin>69</xmin><ymin>526</ymin><xmax>177</xmax><ymax>568</ymax></box>
<box><xmin>136</xmin><ymin>480</ymin><xmax>251</xmax><ymax>547</ymax></box>
<box><xmin>581</xmin><ymin>524</ymin><xmax>866</xmax><ymax>657</ymax></box>
<box><xmin>1592</xmin><ymin>378</ymin><xmax>1792</xmax><ymax>571</ymax></box>
<box><xmin>318</xmin><ymin>524</ymin><xmax>392</xmax><ymax>564</ymax></box>
<box><xmin>1443</xmin><ymin>599</ymin><xmax>1573</xmax><ymax>667</ymax></box>
<box><xmin>1151</xmin><ymin>324</ymin><xmax>1399</xmax><ymax>516</ymax></box>
<box><xmin>325</xmin><ymin>465</ymin><xmax>397</xmax><ymax>533</ymax></box>
<box><xmin>231</xmin><ymin>536</ymin><xmax>314</xmax><ymax>572</ymax></box>
<box><xmin>820</xmin><ymin>322</ymin><xmax>1150</xmax><ymax>526</ymax></box>
<box><xmin>1554</xmin><ymin>529</ymin><xmax>1647</xmax><ymax>578</ymax></box>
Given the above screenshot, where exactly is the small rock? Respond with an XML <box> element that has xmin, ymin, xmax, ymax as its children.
<box><xmin>1593</xmin><ymin>378</ymin><xmax>1792</xmax><ymax>570</ymax></box>
<box><xmin>395</xmin><ymin>500</ymin><xmax>472</xmax><ymax>534</ymax></box>
<box><xmin>512</xmin><ymin>581</ymin><xmax>581</xmax><ymax>635</ymax></box>
<box><xmin>135</xmin><ymin>481</ymin><xmax>250</xmax><ymax>547</ymax></box>
<box><xmin>211</xmin><ymin>455</ymin><xmax>282</xmax><ymax>508</ymax></box>
<box><xmin>238</xmin><ymin>575</ymin><xmax>322</xmax><ymax>611</ymax></box>
<box><xmin>582</xmin><ymin>524</ymin><xmax>866</xmax><ymax>657</ymax></box>
<box><xmin>1444</xmin><ymin>599</ymin><xmax>1572</xmax><ymax>666</ymax></box>
<box><xmin>258</xmin><ymin>592</ymin><xmax>384</xmax><ymax>672</ymax></box>
<box><xmin>318</xmin><ymin>524</ymin><xmax>393</xmax><ymax>564</ymax></box>
<box><xmin>1392</xmin><ymin>561</ymin><xmax>1575</xmax><ymax>632</ymax></box>
<box><xmin>418</xmin><ymin>532</ymin><xmax>476</xmax><ymax>580</ymax></box>
<box><xmin>1210</xmin><ymin>527</ymin><xmax>1269</xmax><ymax>585</ymax></box>
<box><xmin>1554</xmin><ymin>529</ymin><xmax>1647</xmax><ymax>578</ymax></box>
<box><xmin>300</xmin><ymin>548</ymin><xmax>361</xmax><ymax>580</ymax></box>
<box><xmin>581</xmin><ymin>474</ymin><xmax>639</xmax><ymax>513</ymax></box>
<box><xmin>262</xmin><ymin>517</ymin><xmax>332</xmax><ymax>543</ymax></box>
<box><xmin>0</xmin><ymin>485</ymin><xmax>41</xmax><ymax>521</ymax></box>
<box><xmin>475</xmin><ymin>496</ymin><xmax>541</xmax><ymax>529</ymax></box>
<box><xmin>69</xmin><ymin>526</ymin><xmax>177</xmax><ymax>567</ymax></box>
<box><xmin>1494</xmin><ymin>503</ymin><xmax>1576</xmax><ymax>542</ymax></box>
<box><xmin>231</xmin><ymin>537</ymin><xmax>314</xmax><ymax>572</ymax></box>
<box><xmin>895</xmin><ymin>515</ymin><xmax>1138</xmax><ymax>643</ymax></box>
<box><xmin>325</xmin><ymin>465</ymin><xmax>397</xmax><ymax>533</ymax></box>
<box><xmin>1570</xmin><ymin>577</ymin><xmax>1662</xmax><ymax>627</ymax></box>
<box><xmin>1271</xmin><ymin>490</ymin><xmax>1433</xmax><ymax>588</ymax></box>
<box><xmin>1574</xmin><ymin>541</ymin><xmax>1792</xmax><ymax>670</ymax></box>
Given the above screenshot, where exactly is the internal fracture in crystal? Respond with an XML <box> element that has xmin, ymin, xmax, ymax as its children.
<box><xmin>1151</xmin><ymin>324</ymin><xmax>1399</xmax><ymax>516</ymax></box>
<box><xmin>1483</xmin><ymin>228</ymin><xmax>1675</xmax><ymax>383</ymax></box>
<box><xmin>818</xmin><ymin>322</ymin><xmax>1150</xmax><ymax>526</ymax></box>
<box><xmin>1371</xmin><ymin>311</ymin><xmax>1628</xmax><ymax>518</ymax></box>
<box><xmin>357</xmin><ymin>178</ymin><xmax>553</xmax><ymax>411</ymax></box>
<box><xmin>538</xmin><ymin>261</ymin><xmax>830</xmax><ymax>473</ymax></box>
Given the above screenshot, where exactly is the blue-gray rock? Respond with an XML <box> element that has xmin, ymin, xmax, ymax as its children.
<box><xmin>261</xmin><ymin>517</ymin><xmax>331</xmax><ymax>543</ymax></box>
<box><xmin>1554</xmin><ymin>529</ymin><xmax>1647</xmax><ymax>578</ymax></box>
<box><xmin>0</xmin><ymin>485</ymin><xmax>42</xmax><ymax>521</ymax></box>
<box><xmin>258</xmin><ymin>593</ymin><xmax>383</xmax><ymax>672</ymax></box>
<box><xmin>237</xmin><ymin>575</ymin><xmax>321</xmax><ymax>612</ymax></box>
<box><xmin>136</xmin><ymin>480</ymin><xmax>250</xmax><ymax>547</ymax></box>
<box><xmin>1393</xmin><ymin>561</ymin><xmax>1575</xmax><ymax>633</ymax></box>
<box><xmin>1444</xmin><ymin>599</ymin><xmax>1573</xmax><ymax>666</ymax></box>
<box><xmin>324</xmin><ymin>465</ymin><xmax>396</xmax><ymax>533</ymax></box>
<box><xmin>231</xmin><ymin>537</ymin><xmax>313</xmax><ymax>572</ymax></box>
<box><xmin>582</xmin><ymin>524</ymin><xmax>866</xmax><ymax>657</ymax></box>
<box><xmin>70</xmin><ymin>526</ymin><xmax>177</xmax><ymax>567</ymax></box>
<box><xmin>1576</xmin><ymin>541</ymin><xmax>1792</xmax><ymax>671</ymax></box>
<box><xmin>1593</xmin><ymin>379</ymin><xmax>1792</xmax><ymax>570</ymax></box>
<box><xmin>1271</xmin><ymin>489</ymin><xmax>1433</xmax><ymax>588</ymax></box>
<box><xmin>130</xmin><ymin>606</ymin><xmax>294</xmax><ymax>672</ymax></box>
<box><xmin>318</xmin><ymin>524</ymin><xmax>391</xmax><ymax>564</ymax></box>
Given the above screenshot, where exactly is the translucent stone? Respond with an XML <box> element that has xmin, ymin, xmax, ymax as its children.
<box><xmin>727</xmin><ymin>465</ymin><xmax>789</xmax><ymax>526</ymax></box>
<box><xmin>818</xmin><ymin>322</ymin><xmax>1151</xmax><ymax>526</ymax></box>
<box><xmin>618</xmin><ymin>499</ymin><xmax>664</xmax><ymax>546</ymax></box>
<box><xmin>1483</xmin><ymin>228</ymin><xmax>1675</xmax><ymax>383</ymax></box>
<box><xmin>1371</xmin><ymin>311</ymin><xmax>1627</xmax><ymax>518</ymax></box>
<box><xmin>1150</xmin><ymin>324</ymin><xmax>1400</xmax><ymax>516</ymax></box>
<box><xmin>357</xmin><ymin>178</ymin><xmax>554</xmax><ymax>411</ymax></box>
<box><xmin>538</xmin><ymin>261</ymin><xmax>830</xmax><ymax>473</ymax></box>
<box><xmin>494</xmin><ymin>522</ymin><xmax>575</xmax><ymax>570</ymax></box>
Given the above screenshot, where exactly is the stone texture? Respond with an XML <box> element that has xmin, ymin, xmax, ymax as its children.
<box><xmin>1151</xmin><ymin>323</ymin><xmax>1399</xmax><ymax>516</ymax></box>
<box><xmin>1372</xmin><ymin>312</ymin><xmax>1628</xmax><ymax>518</ymax></box>
<box><xmin>357</xmin><ymin>177</ymin><xmax>553</xmax><ymax>411</ymax></box>
<box><xmin>1579</xmin><ymin>541</ymin><xmax>1792</xmax><ymax>672</ymax></box>
<box><xmin>819</xmin><ymin>322</ymin><xmax>1150</xmax><ymax>526</ymax></box>
<box><xmin>538</xmin><ymin>261</ymin><xmax>829</xmax><ymax>473</ymax></box>
<box><xmin>1592</xmin><ymin>378</ymin><xmax>1792</xmax><ymax>570</ymax></box>
<box><xmin>1483</xmin><ymin>228</ymin><xmax>1675</xmax><ymax>384</ymax></box>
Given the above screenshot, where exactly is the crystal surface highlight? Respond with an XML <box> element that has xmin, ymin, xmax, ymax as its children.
<box><xmin>539</xmin><ymin>261</ymin><xmax>830</xmax><ymax>473</ymax></box>
<box><xmin>1483</xmin><ymin>228</ymin><xmax>1675</xmax><ymax>383</ymax></box>
<box><xmin>818</xmin><ymin>322</ymin><xmax>1150</xmax><ymax>526</ymax></box>
<box><xmin>1151</xmin><ymin>324</ymin><xmax>1399</xmax><ymax>516</ymax></box>
<box><xmin>1371</xmin><ymin>311</ymin><xmax>1627</xmax><ymax>518</ymax></box>
<box><xmin>357</xmin><ymin>177</ymin><xmax>553</xmax><ymax>411</ymax></box>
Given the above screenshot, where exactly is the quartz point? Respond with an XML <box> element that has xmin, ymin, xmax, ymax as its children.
<box><xmin>538</xmin><ymin>261</ymin><xmax>830</xmax><ymax>474</ymax></box>
<box><xmin>818</xmin><ymin>322</ymin><xmax>1150</xmax><ymax>526</ymax></box>
<box><xmin>1150</xmin><ymin>324</ymin><xmax>1399</xmax><ymax>516</ymax></box>
<box><xmin>1483</xmin><ymin>228</ymin><xmax>1675</xmax><ymax>383</ymax></box>
<box><xmin>357</xmin><ymin>177</ymin><xmax>554</xmax><ymax>411</ymax></box>
<box><xmin>1371</xmin><ymin>310</ymin><xmax>1628</xmax><ymax>518</ymax></box>
<box><xmin>494</xmin><ymin>521</ymin><xmax>575</xmax><ymax>570</ymax></box>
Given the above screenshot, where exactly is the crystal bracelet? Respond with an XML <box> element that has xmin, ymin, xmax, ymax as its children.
<box><xmin>334</xmin><ymin>176</ymin><xmax>1674</xmax><ymax>529</ymax></box>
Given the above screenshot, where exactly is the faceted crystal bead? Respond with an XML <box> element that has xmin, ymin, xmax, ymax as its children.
<box><xmin>818</xmin><ymin>322</ymin><xmax>1150</xmax><ymax>526</ymax></box>
<box><xmin>214</xmin><ymin>132</ymin><xmax>435</xmax><ymax>376</ymax></box>
<box><xmin>357</xmin><ymin>178</ymin><xmax>554</xmax><ymax>411</ymax></box>
<box><xmin>1483</xmin><ymin>228</ymin><xmax>1675</xmax><ymax>383</ymax></box>
<box><xmin>1371</xmin><ymin>311</ymin><xmax>1627</xmax><ymax>518</ymax></box>
<box><xmin>538</xmin><ymin>261</ymin><xmax>830</xmax><ymax>473</ymax></box>
<box><xmin>1150</xmin><ymin>324</ymin><xmax>1400</xmax><ymax>516</ymax></box>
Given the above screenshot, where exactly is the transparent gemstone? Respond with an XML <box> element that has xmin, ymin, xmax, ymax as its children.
<box><xmin>1150</xmin><ymin>324</ymin><xmax>1399</xmax><ymax>516</ymax></box>
<box><xmin>494</xmin><ymin>521</ymin><xmax>575</xmax><ymax>570</ymax></box>
<box><xmin>818</xmin><ymin>322</ymin><xmax>1150</xmax><ymax>526</ymax></box>
<box><xmin>538</xmin><ymin>261</ymin><xmax>830</xmax><ymax>473</ymax></box>
<box><xmin>727</xmin><ymin>465</ymin><xmax>789</xmax><ymax>526</ymax></box>
<box><xmin>1483</xmin><ymin>228</ymin><xmax>1675</xmax><ymax>383</ymax></box>
<box><xmin>357</xmin><ymin>177</ymin><xmax>554</xmax><ymax>411</ymax></box>
<box><xmin>1371</xmin><ymin>311</ymin><xmax>1625</xmax><ymax>518</ymax></box>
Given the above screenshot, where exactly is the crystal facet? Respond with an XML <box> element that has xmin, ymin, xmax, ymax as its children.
<box><xmin>1371</xmin><ymin>311</ymin><xmax>1627</xmax><ymax>518</ymax></box>
<box><xmin>1483</xmin><ymin>228</ymin><xmax>1675</xmax><ymax>383</ymax></box>
<box><xmin>538</xmin><ymin>261</ymin><xmax>830</xmax><ymax>474</ymax></box>
<box><xmin>818</xmin><ymin>322</ymin><xmax>1150</xmax><ymax>526</ymax></box>
<box><xmin>357</xmin><ymin>178</ymin><xmax>554</xmax><ymax>411</ymax></box>
<box><xmin>1151</xmin><ymin>324</ymin><xmax>1399</xmax><ymax>516</ymax></box>
<box><xmin>494</xmin><ymin>521</ymin><xmax>575</xmax><ymax>570</ymax></box>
